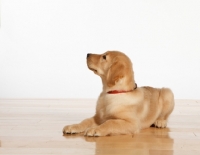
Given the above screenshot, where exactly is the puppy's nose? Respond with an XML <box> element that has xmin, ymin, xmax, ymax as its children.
<box><xmin>87</xmin><ymin>53</ymin><xmax>91</xmax><ymax>58</ymax></box>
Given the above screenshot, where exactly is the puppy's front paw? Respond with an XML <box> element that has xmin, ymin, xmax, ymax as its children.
<box><xmin>63</xmin><ymin>124</ymin><xmax>84</xmax><ymax>134</ymax></box>
<box><xmin>154</xmin><ymin>120</ymin><xmax>167</xmax><ymax>128</ymax></box>
<box><xmin>84</xmin><ymin>127</ymin><xmax>105</xmax><ymax>137</ymax></box>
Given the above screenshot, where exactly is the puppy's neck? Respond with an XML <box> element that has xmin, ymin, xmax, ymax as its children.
<box><xmin>101</xmin><ymin>76</ymin><xmax>136</xmax><ymax>93</ymax></box>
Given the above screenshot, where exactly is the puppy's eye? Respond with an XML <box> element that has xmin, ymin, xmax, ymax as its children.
<box><xmin>103</xmin><ymin>55</ymin><xmax>106</xmax><ymax>60</ymax></box>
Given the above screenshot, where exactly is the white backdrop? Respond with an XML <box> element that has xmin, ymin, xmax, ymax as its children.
<box><xmin>0</xmin><ymin>0</ymin><xmax>200</xmax><ymax>99</ymax></box>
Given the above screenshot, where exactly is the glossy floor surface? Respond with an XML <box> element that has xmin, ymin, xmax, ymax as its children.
<box><xmin>0</xmin><ymin>99</ymin><xmax>200</xmax><ymax>155</ymax></box>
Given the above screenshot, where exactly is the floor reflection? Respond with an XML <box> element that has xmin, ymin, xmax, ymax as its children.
<box><xmin>64</xmin><ymin>127</ymin><xmax>174</xmax><ymax>155</ymax></box>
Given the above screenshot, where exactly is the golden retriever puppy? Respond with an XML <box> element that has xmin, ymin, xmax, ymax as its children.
<box><xmin>63</xmin><ymin>51</ymin><xmax>174</xmax><ymax>136</ymax></box>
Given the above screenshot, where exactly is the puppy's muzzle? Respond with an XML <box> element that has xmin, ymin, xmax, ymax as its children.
<box><xmin>87</xmin><ymin>53</ymin><xmax>91</xmax><ymax>58</ymax></box>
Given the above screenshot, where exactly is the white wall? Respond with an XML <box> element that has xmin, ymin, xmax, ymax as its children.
<box><xmin>0</xmin><ymin>0</ymin><xmax>200</xmax><ymax>99</ymax></box>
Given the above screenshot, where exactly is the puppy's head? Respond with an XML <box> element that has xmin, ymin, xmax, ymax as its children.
<box><xmin>87</xmin><ymin>51</ymin><xmax>135</xmax><ymax>89</ymax></box>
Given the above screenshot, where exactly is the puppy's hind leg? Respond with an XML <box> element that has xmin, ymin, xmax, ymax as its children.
<box><xmin>154</xmin><ymin>88</ymin><xmax>175</xmax><ymax>128</ymax></box>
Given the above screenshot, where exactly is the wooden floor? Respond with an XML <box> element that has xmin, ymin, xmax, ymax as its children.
<box><xmin>0</xmin><ymin>99</ymin><xmax>200</xmax><ymax>155</ymax></box>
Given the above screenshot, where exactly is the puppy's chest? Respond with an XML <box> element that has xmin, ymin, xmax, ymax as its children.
<box><xmin>96</xmin><ymin>96</ymin><xmax>125</xmax><ymax>123</ymax></box>
<box><xmin>97</xmin><ymin>105</ymin><xmax>115</xmax><ymax>124</ymax></box>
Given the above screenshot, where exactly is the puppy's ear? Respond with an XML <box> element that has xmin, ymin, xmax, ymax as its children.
<box><xmin>106</xmin><ymin>60</ymin><xmax>125</xmax><ymax>87</ymax></box>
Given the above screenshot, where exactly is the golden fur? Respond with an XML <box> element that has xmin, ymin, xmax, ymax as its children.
<box><xmin>63</xmin><ymin>51</ymin><xmax>174</xmax><ymax>136</ymax></box>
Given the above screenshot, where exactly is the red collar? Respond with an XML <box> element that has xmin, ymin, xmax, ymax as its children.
<box><xmin>107</xmin><ymin>90</ymin><xmax>133</xmax><ymax>94</ymax></box>
<box><xmin>107</xmin><ymin>83</ymin><xmax>137</xmax><ymax>94</ymax></box>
